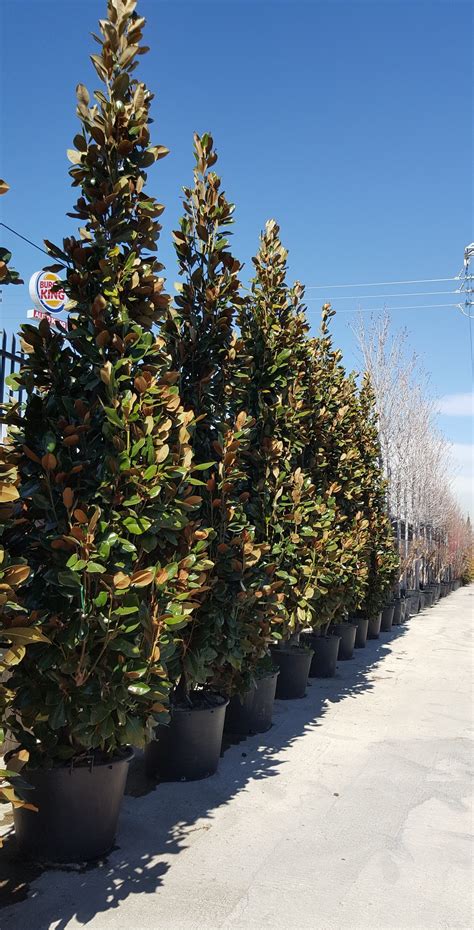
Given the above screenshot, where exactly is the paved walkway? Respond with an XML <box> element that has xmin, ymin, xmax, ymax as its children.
<box><xmin>1</xmin><ymin>586</ymin><xmax>473</xmax><ymax>930</ymax></box>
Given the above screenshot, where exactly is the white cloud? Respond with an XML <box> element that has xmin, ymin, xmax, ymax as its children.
<box><xmin>450</xmin><ymin>442</ymin><xmax>474</xmax><ymax>468</ymax></box>
<box><xmin>449</xmin><ymin>442</ymin><xmax>474</xmax><ymax>518</ymax></box>
<box><xmin>438</xmin><ymin>392</ymin><xmax>474</xmax><ymax>417</ymax></box>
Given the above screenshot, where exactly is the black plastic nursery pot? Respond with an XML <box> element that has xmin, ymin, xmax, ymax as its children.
<box><xmin>354</xmin><ymin>616</ymin><xmax>369</xmax><ymax>648</ymax></box>
<box><xmin>380</xmin><ymin>603</ymin><xmax>395</xmax><ymax>632</ymax></box>
<box><xmin>270</xmin><ymin>645</ymin><xmax>314</xmax><ymax>699</ymax></box>
<box><xmin>13</xmin><ymin>748</ymin><xmax>133</xmax><ymax>863</ymax></box>
<box><xmin>224</xmin><ymin>671</ymin><xmax>279</xmax><ymax>736</ymax></box>
<box><xmin>392</xmin><ymin>599</ymin><xmax>403</xmax><ymax>625</ymax></box>
<box><xmin>308</xmin><ymin>634</ymin><xmax>341</xmax><ymax>678</ymax></box>
<box><xmin>331</xmin><ymin>622</ymin><xmax>357</xmax><ymax>660</ymax></box>
<box><xmin>145</xmin><ymin>695</ymin><xmax>228</xmax><ymax>782</ymax></box>
<box><xmin>367</xmin><ymin>612</ymin><xmax>382</xmax><ymax>638</ymax></box>
<box><xmin>407</xmin><ymin>591</ymin><xmax>421</xmax><ymax>614</ymax></box>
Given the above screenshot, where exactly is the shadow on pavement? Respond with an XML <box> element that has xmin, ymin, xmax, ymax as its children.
<box><xmin>0</xmin><ymin>620</ymin><xmax>411</xmax><ymax>926</ymax></box>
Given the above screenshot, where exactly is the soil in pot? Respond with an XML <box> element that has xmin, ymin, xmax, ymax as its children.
<box><xmin>13</xmin><ymin>748</ymin><xmax>133</xmax><ymax>863</ymax></box>
<box><xmin>270</xmin><ymin>645</ymin><xmax>313</xmax><ymax>699</ymax></box>
<box><xmin>308</xmin><ymin>634</ymin><xmax>341</xmax><ymax>677</ymax></box>
<box><xmin>381</xmin><ymin>603</ymin><xmax>395</xmax><ymax>632</ymax></box>
<box><xmin>331</xmin><ymin>622</ymin><xmax>357</xmax><ymax>660</ymax></box>
<box><xmin>367</xmin><ymin>613</ymin><xmax>382</xmax><ymax>638</ymax></box>
<box><xmin>145</xmin><ymin>693</ymin><xmax>228</xmax><ymax>782</ymax></box>
<box><xmin>354</xmin><ymin>616</ymin><xmax>369</xmax><ymax>648</ymax></box>
<box><xmin>224</xmin><ymin>671</ymin><xmax>279</xmax><ymax>736</ymax></box>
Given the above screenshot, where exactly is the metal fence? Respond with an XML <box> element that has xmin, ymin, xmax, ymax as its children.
<box><xmin>0</xmin><ymin>330</ymin><xmax>24</xmax><ymax>409</ymax></box>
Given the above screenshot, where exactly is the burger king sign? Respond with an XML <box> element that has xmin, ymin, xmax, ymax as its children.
<box><xmin>29</xmin><ymin>271</ymin><xmax>66</xmax><ymax>315</ymax></box>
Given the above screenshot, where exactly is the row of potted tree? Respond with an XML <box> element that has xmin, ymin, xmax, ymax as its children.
<box><xmin>0</xmin><ymin>0</ymin><xmax>454</xmax><ymax>866</ymax></box>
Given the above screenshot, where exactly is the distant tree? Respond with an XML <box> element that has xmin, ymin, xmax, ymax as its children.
<box><xmin>355</xmin><ymin>311</ymin><xmax>466</xmax><ymax>585</ymax></box>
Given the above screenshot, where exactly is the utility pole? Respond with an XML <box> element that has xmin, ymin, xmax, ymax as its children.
<box><xmin>460</xmin><ymin>243</ymin><xmax>474</xmax><ymax>381</ymax></box>
<box><xmin>461</xmin><ymin>243</ymin><xmax>474</xmax><ymax>302</ymax></box>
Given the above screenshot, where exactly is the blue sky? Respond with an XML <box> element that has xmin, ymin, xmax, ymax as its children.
<box><xmin>1</xmin><ymin>0</ymin><xmax>472</xmax><ymax>511</ymax></box>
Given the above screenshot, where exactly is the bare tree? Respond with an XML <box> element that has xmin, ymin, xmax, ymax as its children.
<box><xmin>354</xmin><ymin>312</ymin><xmax>469</xmax><ymax>586</ymax></box>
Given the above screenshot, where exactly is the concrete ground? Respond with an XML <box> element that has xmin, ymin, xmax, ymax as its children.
<box><xmin>1</xmin><ymin>586</ymin><xmax>472</xmax><ymax>930</ymax></box>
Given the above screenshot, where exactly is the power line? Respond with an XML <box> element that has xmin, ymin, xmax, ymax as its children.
<box><xmin>306</xmin><ymin>290</ymin><xmax>459</xmax><ymax>302</ymax></box>
<box><xmin>306</xmin><ymin>303</ymin><xmax>461</xmax><ymax>314</ymax></box>
<box><xmin>305</xmin><ymin>276</ymin><xmax>459</xmax><ymax>290</ymax></box>
<box><xmin>0</xmin><ymin>222</ymin><xmax>51</xmax><ymax>258</ymax></box>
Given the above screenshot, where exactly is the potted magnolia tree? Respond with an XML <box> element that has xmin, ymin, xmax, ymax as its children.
<box><xmin>146</xmin><ymin>134</ymin><xmax>278</xmax><ymax>774</ymax></box>
<box><xmin>0</xmin><ymin>180</ymin><xmax>45</xmax><ymax>825</ymax></box>
<box><xmin>237</xmin><ymin>221</ymin><xmax>327</xmax><ymax>700</ymax></box>
<box><xmin>360</xmin><ymin>542</ymin><xmax>398</xmax><ymax>639</ymax></box>
<box><xmin>347</xmin><ymin>373</ymin><xmax>398</xmax><ymax>643</ymax></box>
<box><xmin>0</xmin><ymin>0</ymin><xmax>207</xmax><ymax>862</ymax></box>
<box><xmin>350</xmin><ymin>374</ymin><xmax>399</xmax><ymax>637</ymax></box>
<box><xmin>301</xmin><ymin>307</ymin><xmax>371</xmax><ymax>667</ymax></box>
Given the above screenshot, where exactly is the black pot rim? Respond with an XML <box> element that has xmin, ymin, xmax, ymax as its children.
<box><xmin>170</xmin><ymin>696</ymin><xmax>229</xmax><ymax>715</ymax></box>
<box><xmin>24</xmin><ymin>746</ymin><xmax>134</xmax><ymax>774</ymax></box>
<box><xmin>310</xmin><ymin>632</ymin><xmax>341</xmax><ymax>642</ymax></box>
<box><xmin>271</xmin><ymin>644</ymin><xmax>314</xmax><ymax>657</ymax></box>
<box><xmin>256</xmin><ymin>668</ymin><xmax>280</xmax><ymax>681</ymax></box>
